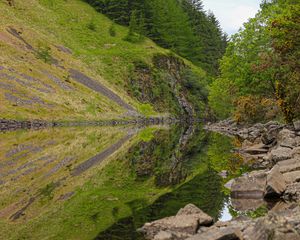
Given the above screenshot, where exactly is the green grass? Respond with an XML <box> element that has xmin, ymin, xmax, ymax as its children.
<box><xmin>0</xmin><ymin>0</ymin><xmax>206</xmax><ymax>121</ymax></box>
<box><xmin>0</xmin><ymin>0</ymin><xmax>167</xmax><ymax>120</ymax></box>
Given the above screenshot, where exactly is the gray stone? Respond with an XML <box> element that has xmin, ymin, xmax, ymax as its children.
<box><xmin>243</xmin><ymin>144</ymin><xmax>269</xmax><ymax>155</ymax></box>
<box><xmin>139</xmin><ymin>204</ymin><xmax>213</xmax><ymax>239</ymax></box>
<box><xmin>187</xmin><ymin>226</ymin><xmax>243</xmax><ymax>240</ymax></box>
<box><xmin>224</xmin><ymin>179</ymin><xmax>235</xmax><ymax>190</ymax></box>
<box><xmin>270</xmin><ymin>147</ymin><xmax>293</xmax><ymax>162</ymax></box>
<box><xmin>293</xmin><ymin>120</ymin><xmax>300</xmax><ymax>131</ymax></box>
<box><xmin>277</xmin><ymin>157</ymin><xmax>300</xmax><ymax>173</ymax></box>
<box><xmin>231</xmin><ymin>198</ymin><xmax>265</xmax><ymax>212</ymax></box>
<box><xmin>243</xmin><ymin>212</ymin><xmax>300</xmax><ymax>240</ymax></box>
<box><xmin>265</xmin><ymin>165</ymin><xmax>286</xmax><ymax>198</ymax></box>
<box><xmin>261</xmin><ymin>127</ymin><xmax>281</xmax><ymax>145</ymax></box>
<box><xmin>231</xmin><ymin>171</ymin><xmax>267</xmax><ymax>199</ymax></box>
<box><xmin>277</xmin><ymin>129</ymin><xmax>296</xmax><ymax>148</ymax></box>
<box><xmin>283</xmin><ymin>183</ymin><xmax>300</xmax><ymax>201</ymax></box>
<box><xmin>292</xmin><ymin>147</ymin><xmax>300</xmax><ymax>157</ymax></box>
<box><xmin>283</xmin><ymin>171</ymin><xmax>300</xmax><ymax>184</ymax></box>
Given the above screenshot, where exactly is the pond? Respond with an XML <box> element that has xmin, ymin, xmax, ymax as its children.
<box><xmin>0</xmin><ymin>124</ymin><xmax>239</xmax><ymax>240</ymax></box>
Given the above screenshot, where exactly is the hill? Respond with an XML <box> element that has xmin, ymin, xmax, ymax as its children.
<box><xmin>0</xmin><ymin>0</ymin><xmax>210</xmax><ymax>122</ymax></box>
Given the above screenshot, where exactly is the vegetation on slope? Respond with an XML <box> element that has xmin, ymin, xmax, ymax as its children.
<box><xmin>209</xmin><ymin>0</ymin><xmax>300</xmax><ymax>123</ymax></box>
<box><xmin>1</xmin><ymin>0</ymin><xmax>214</xmax><ymax>121</ymax></box>
<box><xmin>85</xmin><ymin>0</ymin><xmax>227</xmax><ymax>76</ymax></box>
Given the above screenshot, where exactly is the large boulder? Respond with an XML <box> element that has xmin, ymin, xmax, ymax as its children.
<box><xmin>283</xmin><ymin>183</ymin><xmax>300</xmax><ymax>201</ymax></box>
<box><xmin>264</xmin><ymin>165</ymin><xmax>286</xmax><ymax>198</ymax></box>
<box><xmin>231</xmin><ymin>198</ymin><xmax>265</xmax><ymax>212</ymax></box>
<box><xmin>283</xmin><ymin>171</ymin><xmax>300</xmax><ymax>184</ymax></box>
<box><xmin>231</xmin><ymin>171</ymin><xmax>267</xmax><ymax>199</ymax></box>
<box><xmin>270</xmin><ymin>147</ymin><xmax>293</xmax><ymax>163</ymax></box>
<box><xmin>187</xmin><ymin>226</ymin><xmax>243</xmax><ymax>240</ymax></box>
<box><xmin>293</xmin><ymin>120</ymin><xmax>300</xmax><ymax>131</ymax></box>
<box><xmin>277</xmin><ymin>129</ymin><xmax>297</xmax><ymax>148</ymax></box>
<box><xmin>139</xmin><ymin>204</ymin><xmax>213</xmax><ymax>240</ymax></box>
<box><xmin>243</xmin><ymin>212</ymin><xmax>300</xmax><ymax>240</ymax></box>
<box><xmin>276</xmin><ymin>157</ymin><xmax>300</xmax><ymax>173</ymax></box>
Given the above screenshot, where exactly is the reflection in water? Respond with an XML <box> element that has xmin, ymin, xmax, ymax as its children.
<box><xmin>0</xmin><ymin>125</ymin><xmax>237</xmax><ymax>240</ymax></box>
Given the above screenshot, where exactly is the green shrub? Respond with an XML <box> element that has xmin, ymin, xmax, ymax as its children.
<box><xmin>109</xmin><ymin>23</ymin><xmax>116</xmax><ymax>37</ymax></box>
<box><xmin>36</xmin><ymin>46</ymin><xmax>52</xmax><ymax>63</ymax></box>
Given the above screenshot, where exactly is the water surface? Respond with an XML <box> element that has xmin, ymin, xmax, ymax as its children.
<box><xmin>0</xmin><ymin>124</ymin><xmax>237</xmax><ymax>240</ymax></box>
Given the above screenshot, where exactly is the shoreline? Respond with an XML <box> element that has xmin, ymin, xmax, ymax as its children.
<box><xmin>0</xmin><ymin>117</ymin><xmax>180</xmax><ymax>132</ymax></box>
<box><xmin>139</xmin><ymin>119</ymin><xmax>300</xmax><ymax>240</ymax></box>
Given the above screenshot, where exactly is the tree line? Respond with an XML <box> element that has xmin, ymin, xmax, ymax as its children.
<box><xmin>84</xmin><ymin>0</ymin><xmax>227</xmax><ymax>75</ymax></box>
<box><xmin>209</xmin><ymin>0</ymin><xmax>300</xmax><ymax>123</ymax></box>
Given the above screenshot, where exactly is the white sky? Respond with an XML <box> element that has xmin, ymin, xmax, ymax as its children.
<box><xmin>201</xmin><ymin>0</ymin><xmax>262</xmax><ymax>35</ymax></box>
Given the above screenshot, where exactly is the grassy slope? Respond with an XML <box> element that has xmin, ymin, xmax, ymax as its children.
<box><xmin>0</xmin><ymin>0</ymin><xmax>206</xmax><ymax>121</ymax></box>
<box><xmin>0</xmin><ymin>0</ymin><xmax>167</xmax><ymax>120</ymax></box>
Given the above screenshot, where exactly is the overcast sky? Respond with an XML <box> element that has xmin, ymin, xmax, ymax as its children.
<box><xmin>201</xmin><ymin>0</ymin><xmax>262</xmax><ymax>35</ymax></box>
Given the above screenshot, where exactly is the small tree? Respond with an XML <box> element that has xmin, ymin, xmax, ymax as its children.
<box><xmin>109</xmin><ymin>23</ymin><xmax>116</xmax><ymax>37</ymax></box>
<box><xmin>124</xmin><ymin>10</ymin><xmax>145</xmax><ymax>43</ymax></box>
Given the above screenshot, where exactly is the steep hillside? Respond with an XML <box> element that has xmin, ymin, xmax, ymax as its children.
<box><xmin>0</xmin><ymin>0</ymin><xmax>208</xmax><ymax>121</ymax></box>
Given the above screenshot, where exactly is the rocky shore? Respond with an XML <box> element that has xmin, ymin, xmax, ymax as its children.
<box><xmin>139</xmin><ymin>119</ymin><xmax>300</xmax><ymax>240</ymax></box>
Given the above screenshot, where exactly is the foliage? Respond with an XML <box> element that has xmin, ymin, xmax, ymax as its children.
<box><xmin>124</xmin><ymin>10</ymin><xmax>145</xmax><ymax>43</ymax></box>
<box><xmin>108</xmin><ymin>23</ymin><xmax>116</xmax><ymax>37</ymax></box>
<box><xmin>209</xmin><ymin>0</ymin><xmax>300</xmax><ymax>123</ymax></box>
<box><xmin>234</xmin><ymin>96</ymin><xmax>279</xmax><ymax>123</ymax></box>
<box><xmin>35</xmin><ymin>45</ymin><xmax>52</xmax><ymax>63</ymax></box>
<box><xmin>87</xmin><ymin>19</ymin><xmax>97</xmax><ymax>31</ymax></box>
<box><xmin>85</xmin><ymin>0</ymin><xmax>227</xmax><ymax>76</ymax></box>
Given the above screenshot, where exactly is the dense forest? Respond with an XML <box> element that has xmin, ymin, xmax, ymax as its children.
<box><xmin>209</xmin><ymin>0</ymin><xmax>300</xmax><ymax>123</ymax></box>
<box><xmin>84</xmin><ymin>0</ymin><xmax>227</xmax><ymax>76</ymax></box>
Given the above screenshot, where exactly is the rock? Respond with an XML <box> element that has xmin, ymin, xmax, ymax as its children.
<box><xmin>283</xmin><ymin>171</ymin><xmax>300</xmax><ymax>184</ymax></box>
<box><xmin>283</xmin><ymin>183</ymin><xmax>300</xmax><ymax>201</ymax></box>
<box><xmin>231</xmin><ymin>171</ymin><xmax>267</xmax><ymax>199</ymax></box>
<box><xmin>293</xmin><ymin>120</ymin><xmax>300</xmax><ymax>131</ymax></box>
<box><xmin>219</xmin><ymin>170</ymin><xmax>228</xmax><ymax>179</ymax></box>
<box><xmin>242</xmin><ymin>140</ymin><xmax>254</xmax><ymax>149</ymax></box>
<box><xmin>153</xmin><ymin>230</ymin><xmax>190</xmax><ymax>240</ymax></box>
<box><xmin>292</xmin><ymin>147</ymin><xmax>300</xmax><ymax>157</ymax></box>
<box><xmin>231</xmin><ymin>198</ymin><xmax>265</xmax><ymax>212</ymax></box>
<box><xmin>264</xmin><ymin>165</ymin><xmax>286</xmax><ymax>198</ymax></box>
<box><xmin>270</xmin><ymin>147</ymin><xmax>293</xmax><ymax>163</ymax></box>
<box><xmin>139</xmin><ymin>204</ymin><xmax>213</xmax><ymax>239</ymax></box>
<box><xmin>153</xmin><ymin>231</ymin><xmax>173</xmax><ymax>240</ymax></box>
<box><xmin>176</xmin><ymin>204</ymin><xmax>213</xmax><ymax>226</ymax></box>
<box><xmin>261</xmin><ymin>126</ymin><xmax>281</xmax><ymax>145</ymax></box>
<box><xmin>277</xmin><ymin>129</ymin><xmax>296</xmax><ymax>148</ymax></box>
<box><xmin>295</xmin><ymin>137</ymin><xmax>300</xmax><ymax>147</ymax></box>
<box><xmin>243</xmin><ymin>144</ymin><xmax>269</xmax><ymax>155</ymax></box>
<box><xmin>224</xmin><ymin>179</ymin><xmax>235</xmax><ymax>190</ymax></box>
<box><xmin>187</xmin><ymin>226</ymin><xmax>243</xmax><ymax>240</ymax></box>
<box><xmin>243</xmin><ymin>212</ymin><xmax>300</xmax><ymax>240</ymax></box>
<box><xmin>276</xmin><ymin>157</ymin><xmax>300</xmax><ymax>173</ymax></box>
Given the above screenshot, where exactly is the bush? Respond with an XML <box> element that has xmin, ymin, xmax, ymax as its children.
<box><xmin>234</xmin><ymin>96</ymin><xmax>279</xmax><ymax>124</ymax></box>
<box><xmin>109</xmin><ymin>24</ymin><xmax>116</xmax><ymax>37</ymax></box>
<box><xmin>87</xmin><ymin>20</ymin><xmax>96</xmax><ymax>31</ymax></box>
<box><xmin>36</xmin><ymin>46</ymin><xmax>52</xmax><ymax>63</ymax></box>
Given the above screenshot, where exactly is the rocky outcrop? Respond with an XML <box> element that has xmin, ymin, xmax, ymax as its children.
<box><xmin>140</xmin><ymin>120</ymin><xmax>300</xmax><ymax>240</ymax></box>
<box><xmin>138</xmin><ymin>204</ymin><xmax>213</xmax><ymax>240</ymax></box>
<box><xmin>140</xmin><ymin>204</ymin><xmax>300</xmax><ymax>240</ymax></box>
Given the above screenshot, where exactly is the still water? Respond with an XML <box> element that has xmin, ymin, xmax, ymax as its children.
<box><xmin>0</xmin><ymin>124</ymin><xmax>239</xmax><ymax>240</ymax></box>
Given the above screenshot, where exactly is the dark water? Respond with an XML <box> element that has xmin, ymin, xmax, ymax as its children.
<box><xmin>0</xmin><ymin>124</ymin><xmax>238</xmax><ymax>240</ymax></box>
